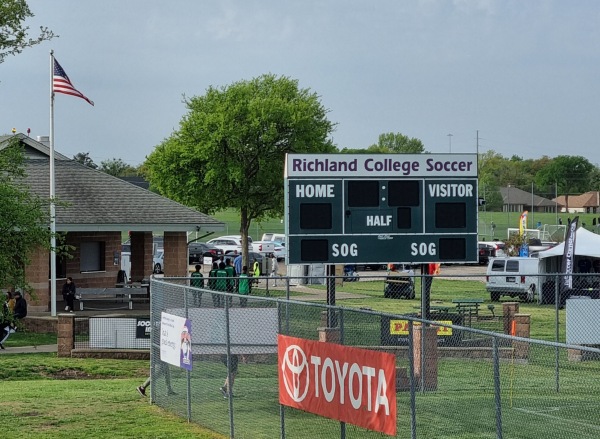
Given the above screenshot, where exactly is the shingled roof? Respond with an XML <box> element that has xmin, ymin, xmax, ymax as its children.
<box><xmin>499</xmin><ymin>186</ymin><xmax>556</xmax><ymax>207</ymax></box>
<box><xmin>553</xmin><ymin>192</ymin><xmax>600</xmax><ymax>209</ymax></box>
<box><xmin>1</xmin><ymin>134</ymin><xmax>224</xmax><ymax>233</ymax></box>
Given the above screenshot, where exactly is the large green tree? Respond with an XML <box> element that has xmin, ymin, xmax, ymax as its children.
<box><xmin>367</xmin><ymin>132</ymin><xmax>426</xmax><ymax>153</ymax></box>
<box><xmin>99</xmin><ymin>158</ymin><xmax>137</xmax><ymax>177</ymax></box>
<box><xmin>73</xmin><ymin>152</ymin><xmax>98</xmax><ymax>169</ymax></box>
<box><xmin>145</xmin><ymin>74</ymin><xmax>336</xmax><ymax>265</ymax></box>
<box><xmin>0</xmin><ymin>0</ymin><xmax>55</xmax><ymax>64</ymax></box>
<box><xmin>535</xmin><ymin>155</ymin><xmax>595</xmax><ymax>212</ymax></box>
<box><xmin>340</xmin><ymin>132</ymin><xmax>426</xmax><ymax>154</ymax></box>
<box><xmin>0</xmin><ymin>138</ymin><xmax>52</xmax><ymax>290</ymax></box>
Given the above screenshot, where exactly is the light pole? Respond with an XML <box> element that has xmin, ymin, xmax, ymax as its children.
<box><xmin>447</xmin><ymin>133</ymin><xmax>453</xmax><ymax>153</ymax></box>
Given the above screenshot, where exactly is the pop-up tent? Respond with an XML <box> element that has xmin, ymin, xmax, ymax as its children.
<box><xmin>538</xmin><ymin>227</ymin><xmax>600</xmax><ymax>263</ymax></box>
<box><xmin>537</xmin><ymin>227</ymin><xmax>600</xmax><ymax>303</ymax></box>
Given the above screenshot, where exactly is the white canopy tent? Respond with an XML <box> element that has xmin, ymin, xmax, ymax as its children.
<box><xmin>538</xmin><ymin>227</ymin><xmax>600</xmax><ymax>260</ymax></box>
<box><xmin>536</xmin><ymin>227</ymin><xmax>600</xmax><ymax>303</ymax></box>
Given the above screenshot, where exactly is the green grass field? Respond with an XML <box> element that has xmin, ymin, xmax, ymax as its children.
<box><xmin>2</xmin><ymin>348</ymin><xmax>599</xmax><ymax>439</ymax></box>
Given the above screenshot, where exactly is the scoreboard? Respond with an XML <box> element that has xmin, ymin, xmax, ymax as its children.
<box><xmin>285</xmin><ymin>153</ymin><xmax>479</xmax><ymax>265</ymax></box>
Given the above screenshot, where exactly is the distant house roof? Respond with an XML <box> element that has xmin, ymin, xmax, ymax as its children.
<box><xmin>553</xmin><ymin>191</ymin><xmax>600</xmax><ymax>209</ymax></box>
<box><xmin>119</xmin><ymin>176</ymin><xmax>150</xmax><ymax>190</ymax></box>
<box><xmin>1</xmin><ymin>134</ymin><xmax>224</xmax><ymax>233</ymax></box>
<box><xmin>499</xmin><ymin>186</ymin><xmax>557</xmax><ymax>207</ymax></box>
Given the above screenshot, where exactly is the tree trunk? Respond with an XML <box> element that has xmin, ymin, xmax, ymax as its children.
<box><xmin>240</xmin><ymin>208</ymin><xmax>251</xmax><ymax>270</ymax></box>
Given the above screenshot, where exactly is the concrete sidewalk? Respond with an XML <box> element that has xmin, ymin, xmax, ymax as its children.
<box><xmin>0</xmin><ymin>344</ymin><xmax>57</xmax><ymax>354</ymax></box>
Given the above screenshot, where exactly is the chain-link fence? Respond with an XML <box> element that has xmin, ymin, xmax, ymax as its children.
<box><xmin>143</xmin><ymin>273</ymin><xmax>600</xmax><ymax>439</ymax></box>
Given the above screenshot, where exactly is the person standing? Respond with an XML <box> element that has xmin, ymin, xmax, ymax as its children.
<box><xmin>5</xmin><ymin>291</ymin><xmax>15</xmax><ymax>313</ymax></box>
<box><xmin>214</xmin><ymin>262</ymin><xmax>228</xmax><ymax>308</ymax></box>
<box><xmin>252</xmin><ymin>258</ymin><xmax>261</xmax><ymax>285</ymax></box>
<box><xmin>61</xmin><ymin>277</ymin><xmax>77</xmax><ymax>312</ymax></box>
<box><xmin>137</xmin><ymin>360</ymin><xmax>176</xmax><ymax>397</ymax></box>
<box><xmin>13</xmin><ymin>291</ymin><xmax>27</xmax><ymax>320</ymax></box>
<box><xmin>208</xmin><ymin>262</ymin><xmax>220</xmax><ymax>307</ymax></box>
<box><xmin>225</xmin><ymin>258</ymin><xmax>236</xmax><ymax>307</ymax></box>
<box><xmin>190</xmin><ymin>264</ymin><xmax>204</xmax><ymax>307</ymax></box>
<box><xmin>220</xmin><ymin>354</ymin><xmax>239</xmax><ymax>398</ymax></box>
<box><xmin>238</xmin><ymin>266</ymin><xmax>251</xmax><ymax>307</ymax></box>
<box><xmin>234</xmin><ymin>253</ymin><xmax>243</xmax><ymax>276</ymax></box>
<box><xmin>269</xmin><ymin>253</ymin><xmax>279</xmax><ymax>286</ymax></box>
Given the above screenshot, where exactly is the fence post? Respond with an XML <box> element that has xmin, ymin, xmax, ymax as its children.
<box><xmin>493</xmin><ymin>337</ymin><xmax>503</xmax><ymax>439</ymax></box>
<box><xmin>408</xmin><ymin>321</ymin><xmax>417</xmax><ymax>439</ymax></box>
<box><xmin>224</xmin><ymin>295</ymin><xmax>235</xmax><ymax>439</ymax></box>
<box><xmin>413</xmin><ymin>324</ymin><xmax>438</xmax><ymax>391</ymax></box>
<box><xmin>57</xmin><ymin>313</ymin><xmax>75</xmax><ymax>357</ymax></box>
<box><xmin>512</xmin><ymin>314</ymin><xmax>531</xmax><ymax>361</ymax></box>
<box><xmin>502</xmin><ymin>302</ymin><xmax>519</xmax><ymax>334</ymax></box>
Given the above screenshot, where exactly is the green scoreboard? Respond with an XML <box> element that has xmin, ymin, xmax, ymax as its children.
<box><xmin>285</xmin><ymin>153</ymin><xmax>479</xmax><ymax>265</ymax></box>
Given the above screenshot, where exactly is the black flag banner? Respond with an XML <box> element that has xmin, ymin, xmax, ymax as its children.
<box><xmin>561</xmin><ymin>216</ymin><xmax>579</xmax><ymax>291</ymax></box>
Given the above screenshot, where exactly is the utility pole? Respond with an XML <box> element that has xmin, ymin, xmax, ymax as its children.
<box><xmin>447</xmin><ymin>133</ymin><xmax>453</xmax><ymax>153</ymax></box>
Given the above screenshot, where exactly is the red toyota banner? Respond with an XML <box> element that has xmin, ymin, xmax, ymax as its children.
<box><xmin>278</xmin><ymin>334</ymin><xmax>397</xmax><ymax>436</ymax></box>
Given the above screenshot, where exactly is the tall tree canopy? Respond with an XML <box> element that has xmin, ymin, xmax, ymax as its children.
<box><xmin>0</xmin><ymin>0</ymin><xmax>55</xmax><ymax>64</ymax></box>
<box><xmin>99</xmin><ymin>158</ymin><xmax>137</xmax><ymax>177</ymax></box>
<box><xmin>535</xmin><ymin>155</ymin><xmax>596</xmax><ymax>211</ymax></box>
<box><xmin>368</xmin><ymin>132</ymin><xmax>426</xmax><ymax>153</ymax></box>
<box><xmin>73</xmin><ymin>152</ymin><xmax>98</xmax><ymax>169</ymax></box>
<box><xmin>340</xmin><ymin>132</ymin><xmax>425</xmax><ymax>154</ymax></box>
<box><xmin>145</xmin><ymin>74</ymin><xmax>336</xmax><ymax>264</ymax></box>
<box><xmin>0</xmin><ymin>139</ymin><xmax>52</xmax><ymax>290</ymax></box>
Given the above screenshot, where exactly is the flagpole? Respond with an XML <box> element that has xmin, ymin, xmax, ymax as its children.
<box><xmin>49</xmin><ymin>50</ymin><xmax>57</xmax><ymax>317</ymax></box>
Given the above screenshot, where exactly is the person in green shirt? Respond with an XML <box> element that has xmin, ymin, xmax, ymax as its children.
<box><xmin>238</xmin><ymin>265</ymin><xmax>250</xmax><ymax>308</ymax></box>
<box><xmin>190</xmin><ymin>264</ymin><xmax>204</xmax><ymax>307</ymax></box>
<box><xmin>224</xmin><ymin>258</ymin><xmax>236</xmax><ymax>308</ymax></box>
<box><xmin>208</xmin><ymin>262</ymin><xmax>220</xmax><ymax>307</ymax></box>
<box><xmin>215</xmin><ymin>262</ymin><xmax>228</xmax><ymax>308</ymax></box>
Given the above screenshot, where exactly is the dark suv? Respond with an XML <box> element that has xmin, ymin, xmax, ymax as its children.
<box><xmin>188</xmin><ymin>243</ymin><xmax>224</xmax><ymax>265</ymax></box>
<box><xmin>478</xmin><ymin>242</ymin><xmax>495</xmax><ymax>265</ymax></box>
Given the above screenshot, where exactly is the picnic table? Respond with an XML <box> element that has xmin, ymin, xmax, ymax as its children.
<box><xmin>414</xmin><ymin>305</ymin><xmax>451</xmax><ymax>314</ymax></box>
<box><xmin>452</xmin><ymin>298</ymin><xmax>484</xmax><ymax>325</ymax></box>
<box><xmin>78</xmin><ymin>287</ymin><xmax>148</xmax><ymax>311</ymax></box>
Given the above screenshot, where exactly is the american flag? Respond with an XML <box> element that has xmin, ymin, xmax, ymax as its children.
<box><xmin>53</xmin><ymin>58</ymin><xmax>94</xmax><ymax>106</ymax></box>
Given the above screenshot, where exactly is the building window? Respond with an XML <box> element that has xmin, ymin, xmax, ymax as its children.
<box><xmin>80</xmin><ymin>241</ymin><xmax>106</xmax><ymax>272</ymax></box>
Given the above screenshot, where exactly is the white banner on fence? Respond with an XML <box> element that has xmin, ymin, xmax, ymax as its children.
<box><xmin>160</xmin><ymin>312</ymin><xmax>193</xmax><ymax>370</ymax></box>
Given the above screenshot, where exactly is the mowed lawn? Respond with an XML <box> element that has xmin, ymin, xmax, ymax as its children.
<box><xmin>2</xmin><ymin>351</ymin><xmax>600</xmax><ymax>439</ymax></box>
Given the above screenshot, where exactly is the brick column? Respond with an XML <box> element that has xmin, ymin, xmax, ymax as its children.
<box><xmin>503</xmin><ymin>302</ymin><xmax>520</xmax><ymax>334</ymax></box>
<box><xmin>57</xmin><ymin>314</ymin><xmax>75</xmax><ymax>357</ymax></box>
<box><xmin>413</xmin><ymin>325</ymin><xmax>438</xmax><ymax>391</ymax></box>
<box><xmin>512</xmin><ymin>313</ymin><xmax>531</xmax><ymax>361</ymax></box>
<box><xmin>164</xmin><ymin>232</ymin><xmax>188</xmax><ymax>277</ymax></box>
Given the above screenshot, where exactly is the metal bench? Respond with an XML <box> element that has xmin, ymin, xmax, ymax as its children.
<box><xmin>77</xmin><ymin>288</ymin><xmax>148</xmax><ymax>311</ymax></box>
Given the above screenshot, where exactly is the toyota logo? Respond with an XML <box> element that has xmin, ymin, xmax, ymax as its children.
<box><xmin>281</xmin><ymin>344</ymin><xmax>309</xmax><ymax>402</ymax></box>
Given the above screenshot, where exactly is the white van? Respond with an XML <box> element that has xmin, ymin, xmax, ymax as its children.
<box><xmin>261</xmin><ymin>233</ymin><xmax>285</xmax><ymax>244</ymax></box>
<box><xmin>486</xmin><ymin>257</ymin><xmax>541</xmax><ymax>302</ymax></box>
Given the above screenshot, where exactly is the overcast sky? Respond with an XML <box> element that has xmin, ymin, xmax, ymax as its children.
<box><xmin>2</xmin><ymin>0</ymin><xmax>599</xmax><ymax>167</ymax></box>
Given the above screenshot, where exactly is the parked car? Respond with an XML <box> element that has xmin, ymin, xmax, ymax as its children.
<box><xmin>479</xmin><ymin>240</ymin><xmax>506</xmax><ymax>258</ymax></box>
<box><xmin>251</xmin><ymin>240</ymin><xmax>286</xmax><ymax>260</ymax></box>
<box><xmin>206</xmin><ymin>235</ymin><xmax>253</xmax><ymax>254</ymax></box>
<box><xmin>478</xmin><ymin>242</ymin><xmax>495</xmax><ymax>265</ymax></box>
<box><xmin>188</xmin><ymin>242</ymin><xmax>224</xmax><ymax>264</ymax></box>
<box><xmin>261</xmin><ymin>233</ymin><xmax>285</xmax><ymax>244</ymax></box>
<box><xmin>153</xmin><ymin>249</ymin><xmax>164</xmax><ymax>273</ymax></box>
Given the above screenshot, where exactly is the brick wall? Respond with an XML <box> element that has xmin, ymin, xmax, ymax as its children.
<box><xmin>130</xmin><ymin>232</ymin><xmax>153</xmax><ymax>281</ymax></box>
<box><xmin>25</xmin><ymin>232</ymin><xmax>124</xmax><ymax>312</ymax></box>
<box><xmin>164</xmin><ymin>232</ymin><xmax>188</xmax><ymax>276</ymax></box>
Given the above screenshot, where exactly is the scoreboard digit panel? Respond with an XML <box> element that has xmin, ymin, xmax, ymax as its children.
<box><xmin>285</xmin><ymin>153</ymin><xmax>479</xmax><ymax>265</ymax></box>
<box><xmin>288</xmin><ymin>235</ymin><xmax>478</xmax><ymax>264</ymax></box>
<box><xmin>344</xmin><ymin>180</ymin><xmax>423</xmax><ymax>234</ymax></box>
<box><xmin>288</xmin><ymin>180</ymin><xmax>343</xmax><ymax>234</ymax></box>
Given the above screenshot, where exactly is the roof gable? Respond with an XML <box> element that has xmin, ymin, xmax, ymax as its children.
<box><xmin>4</xmin><ymin>134</ymin><xmax>223</xmax><ymax>233</ymax></box>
